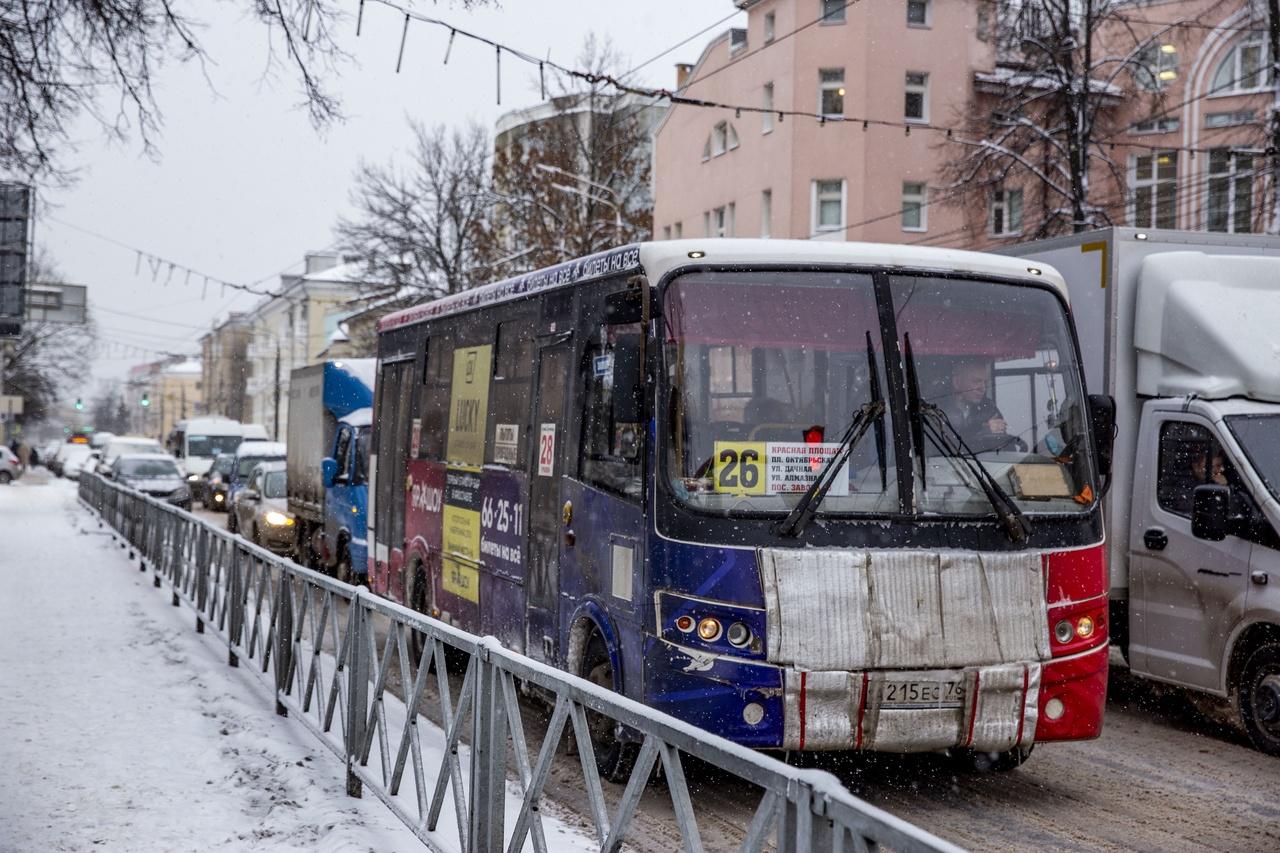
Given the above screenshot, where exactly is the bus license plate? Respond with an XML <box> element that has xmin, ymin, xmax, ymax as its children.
<box><xmin>881</xmin><ymin>679</ymin><xmax>966</xmax><ymax>708</ymax></box>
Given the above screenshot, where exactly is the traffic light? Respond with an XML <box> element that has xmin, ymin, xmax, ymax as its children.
<box><xmin>140</xmin><ymin>393</ymin><xmax>150</xmax><ymax>408</ymax></box>
<box><xmin>74</xmin><ymin>398</ymin><xmax>84</xmax><ymax>410</ymax></box>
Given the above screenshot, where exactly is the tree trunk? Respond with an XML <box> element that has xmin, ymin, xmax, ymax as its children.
<box><xmin>1267</xmin><ymin>0</ymin><xmax>1280</xmax><ymax>233</ymax></box>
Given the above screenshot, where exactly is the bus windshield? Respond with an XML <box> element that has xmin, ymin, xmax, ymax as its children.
<box><xmin>663</xmin><ymin>270</ymin><xmax>1095</xmax><ymax>518</ymax></box>
<box><xmin>187</xmin><ymin>434</ymin><xmax>243</xmax><ymax>458</ymax></box>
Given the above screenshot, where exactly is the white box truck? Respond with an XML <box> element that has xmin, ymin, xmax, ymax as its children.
<box><xmin>1006</xmin><ymin>227</ymin><xmax>1280</xmax><ymax>755</ymax></box>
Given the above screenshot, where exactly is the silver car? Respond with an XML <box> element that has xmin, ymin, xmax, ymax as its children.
<box><xmin>232</xmin><ymin>461</ymin><xmax>295</xmax><ymax>556</ymax></box>
<box><xmin>0</xmin><ymin>445</ymin><xmax>19</xmax><ymax>484</ymax></box>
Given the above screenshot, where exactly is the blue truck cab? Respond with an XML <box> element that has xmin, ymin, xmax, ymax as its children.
<box><xmin>321</xmin><ymin>408</ymin><xmax>371</xmax><ymax>581</ymax></box>
<box><xmin>287</xmin><ymin>360</ymin><xmax>375</xmax><ymax>582</ymax></box>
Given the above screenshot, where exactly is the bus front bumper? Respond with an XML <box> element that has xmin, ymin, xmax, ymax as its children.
<box><xmin>647</xmin><ymin>638</ymin><xmax>1107</xmax><ymax>752</ymax></box>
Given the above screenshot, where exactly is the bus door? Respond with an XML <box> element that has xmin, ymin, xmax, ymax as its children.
<box><xmin>527</xmin><ymin>337</ymin><xmax>572</xmax><ymax>665</ymax></box>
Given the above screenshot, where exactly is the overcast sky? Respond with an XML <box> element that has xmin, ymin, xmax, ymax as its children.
<box><xmin>40</xmin><ymin>0</ymin><xmax>743</xmax><ymax>392</ymax></box>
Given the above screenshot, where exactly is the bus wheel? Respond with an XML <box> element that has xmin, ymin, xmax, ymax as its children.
<box><xmin>1237</xmin><ymin>643</ymin><xmax>1280</xmax><ymax>757</ymax></box>
<box><xmin>581</xmin><ymin>633</ymin><xmax>638</xmax><ymax>783</ymax></box>
<box><xmin>409</xmin><ymin>567</ymin><xmax>431</xmax><ymax>666</ymax></box>
<box><xmin>951</xmin><ymin>744</ymin><xmax>1033</xmax><ymax>773</ymax></box>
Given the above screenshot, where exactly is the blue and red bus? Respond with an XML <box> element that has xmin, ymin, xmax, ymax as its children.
<box><xmin>368</xmin><ymin>239</ymin><xmax>1114</xmax><ymax>773</ymax></box>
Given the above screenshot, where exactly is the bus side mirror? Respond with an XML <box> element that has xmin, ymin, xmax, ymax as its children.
<box><xmin>605</xmin><ymin>289</ymin><xmax>644</xmax><ymax>325</ymax></box>
<box><xmin>321</xmin><ymin>457</ymin><xmax>337</xmax><ymax>488</ymax></box>
<box><xmin>1192</xmin><ymin>484</ymin><xmax>1230</xmax><ymax>541</ymax></box>
<box><xmin>611</xmin><ymin>333</ymin><xmax>643</xmax><ymax>426</ymax></box>
<box><xmin>1088</xmin><ymin>394</ymin><xmax>1115</xmax><ymax>477</ymax></box>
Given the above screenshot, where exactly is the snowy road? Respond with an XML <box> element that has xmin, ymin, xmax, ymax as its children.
<box><xmin>30</xmin><ymin>484</ymin><xmax>1280</xmax><ymax>852</ymax></box>
<box><xmin>0</xmin><ymin>477</ymin><xmax>423</xmax><ymax>852</ymax></box>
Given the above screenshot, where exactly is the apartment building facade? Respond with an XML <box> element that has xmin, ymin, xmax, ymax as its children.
<box><xmin>199</xmin><ymin>312</ymin><xmax>250</xmax><ymax>422</ymax></box>
<box><xmin>126</xmin><ymin>357</ymin><xmax>203</xmax><ymax>441</ymax></box>
<box><xmin>244</xmin><ymin>253</ymin><xmax>367</xmax><ymax>440</ymax></box>
<box><xmin>652</xmin><ymin>0</ymin><xmax>1277</xmax><ymax>249</ymax></box>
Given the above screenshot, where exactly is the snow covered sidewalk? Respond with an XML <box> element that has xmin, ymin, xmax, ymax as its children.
<box><xmin>0</xmin><ymin>479</ymin><xmax>424</xmax><ymax>852</ymax></box>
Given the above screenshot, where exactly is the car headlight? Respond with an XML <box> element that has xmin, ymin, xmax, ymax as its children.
<box><xmin>264</xmin><ymin>510</ymin><xmax>294</xmax><ymax>527</ymax></box>
<box><xmin>187</xmin><ymin>474</ymin><xmax>200</xmax><ymax>482</ymax></box>
<box><xmin>213</xmin><ymin>493</ymin><xmax>224</xmax><ymax>503</ymax></box>
<box><xmin>171</xmin><ymin>485</ymin><xmax>190</xmax><ymax>500</ymax></box>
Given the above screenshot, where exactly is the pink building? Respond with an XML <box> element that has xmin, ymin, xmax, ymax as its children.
<box><xmin>653</xmin><ymin>0</ymin><xmax>996</xmax><ymax>246</ymax></box>
<box><xmin>653</xmin><ymin>1</ymin><xmax>1278</xmax><ymax>248</ymax></box>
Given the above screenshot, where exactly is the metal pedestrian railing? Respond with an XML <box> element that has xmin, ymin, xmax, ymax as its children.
<box><xmin>78</xmin><ymin>472</ymin><xmax>962</xmax><ymax>853</ymax></box>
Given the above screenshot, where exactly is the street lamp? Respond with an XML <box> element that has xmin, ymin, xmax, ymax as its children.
<box><xmin>534</xmin><ymin>163</ymin><xmax>625</xmax><ymax>243</ymax></box>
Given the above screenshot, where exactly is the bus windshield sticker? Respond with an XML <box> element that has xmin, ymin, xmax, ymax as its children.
<box><xmin>493</xmin><ymin>423</ymin><xmax>519</xmax><ymax>465</ymax></box>
<box><xmin>446</xmin><ymin>345</ymin><xmax>493</xmax><ymax>469</ymax></box>
<box><xmin>713</xmin><ymin>441</ymin><xmax>851</xmax><ymax>496</ymax></box>
<box><xmin>593</xmin><ymin>353</ymin><xmax>614</xmax><ymax>378</ymax></box>
<box><xmin>442</xmin><ymin>468</ymin><xmax>482</xmax><ymax>603</ymax></box>
<box><xmin>538</xmin><ymin>424</ymin><xmax>556</xmax><ymax>476</ymax></box>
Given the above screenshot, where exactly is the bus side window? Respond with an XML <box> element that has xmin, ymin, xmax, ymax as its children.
<box><xmin>489</xmin><ymin>316</ymin><xmax>535</xmax><ymax>466</ymax></box>
<box><xmin>579</xmin><ymin>286</ymin><xmax>644</xmax><ymax>500</ymax></box>
<box><xmin>420</xmin><ymin>331</ymin><xmax>452</xmax><ymax>460</ymax></box>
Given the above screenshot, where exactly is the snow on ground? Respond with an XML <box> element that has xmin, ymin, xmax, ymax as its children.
<box><xmin>0</xmin><ymin>476</ymin><xmax>424</xmax><ymax>852</ymax></box>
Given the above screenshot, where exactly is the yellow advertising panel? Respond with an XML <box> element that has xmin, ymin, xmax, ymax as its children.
<box><xmin>712</xmin><ymin>441</ymin><xmax>767</xmax><ymax>495</ymax></box>
<box><xmin>442</xmin><ymin>468</ymin><xmax>481</xmax><ymax>603</ymax></box>
<box><xmin>446</xmin><ymin>344</ymin><xmax>492</xmax><ymax>469</ymax></box>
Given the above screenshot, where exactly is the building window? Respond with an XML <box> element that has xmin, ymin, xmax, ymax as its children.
<box><xmin>706</xmin><ymin>122</ymin><xmax>740</xmax><ymax>159</ymax></box>
<box><xmin>905</xmin><ymin>72</ymin><xmax>928</xmax><ymax>122</ymax></box>
<box><xmin>1207</xmin><ymin>149</ymin><xmax>1254</xmax><ymax>233</ymax></box>
<box><xmin>662</xmin><ymin>225</ymin><xmax>671</xmax><ymax>240</ymax></box>
<box><xmin>907</xmin><ymin>0</ymin><xmax>930</xmax><ymax>26</ymax></box>
<box><xmin>902</xmin><ymin>181</ymin><xmax>927</xmax><ymax>231</ymax></box>
<box><xmin>764</xmin><ymin>11</ymin><xmax>776</xmax><ymax>42</ymax></box>
<box><xmin>1131</xmin><ymin>151</ymin><xmax>1176</xmax><ymax>230</ymax></box>
<box><xmin>712</xmin><ymin>204</ymin><xmax>734</xmax><ymax>238</ymax></box>
<box><xmin>730</xmin><ymin>27</ymin><xmax>747</xmax><ymax>54</ymax></box>
<box><xmin>821</xmin><ymin>0</ymin><xmax>846</xmax><ymax>24</ymax></box>
<box><xmin>1205</xmin><ymin>110</ymin><xmax>1256</xmax><ymax>129</ymax></box>
<box><xmin>820</xmin><ymin>68</ymin><xmax>845</xmax><ymax>118</ymax></box>
<box><xmin>763</xmin><ymin>82</ymin><xmax>774</xmax><ymax>133</ymax></box>
<box><xmin>1129</xmin><ymin>115</ymin><xmax>1180</xmax><ymax>135</ymax></box>
<box><xmin>674</xmin><ymin>221</ymin><xmax>683</xmax><ymax>239</ymax></box>
<box><xmin>1135</xmin><ymin>43</ymin><xmax>1179</xmax><ymax>91</ymax></box>
<box><xmin>703</xmin><ymin>211</ymin><xmax>711</xmax><ymax>236</ymax></box>
<box><xmin>761</xmin><ymin>189</ymin><xmax>773</xmax><ymax>238</ymax></box>
<box><xmin>1211</xmin><ymin>33</ymin><xmax>1270</xmax><ymax>93</ymax></box>
<box><xmin>990</xmin><ymin>187</ymin><xmax>1023</xmax><ymax>236</ymax></box>
<box><xmin>812</xmin><ymin>179</ymin><xmax>845</xmax><ymax>234</ymax></box>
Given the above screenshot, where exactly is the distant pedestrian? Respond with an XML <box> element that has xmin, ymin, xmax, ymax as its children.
<box><xmin>16</xmin><ymin>441</ymin><xmax>30</xmax><ymax>471</ymax></box>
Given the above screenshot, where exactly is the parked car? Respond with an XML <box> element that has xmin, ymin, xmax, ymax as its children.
<box><xmin>0</xmin><ymin>445</ymin><xmax>20</xmax><ymax>484</ymax></box>
<box><xmin>232</xmin><ymin>461</ymin><xmax>295</xmax><ymax>554</ymax></box>
<box><xmin>40</xmin><ymin>441</ymin><xmax>62</xmax><ymax>468</ymax></box>
<box><xmin>98</xmin><ymin>436</ymin><xmax>167</xmax><ymax>474</ymax></box>
<box><xmin>109</xmin><ymin>453</ymin><xmax>191</xmax><ymax>509</ymax></box>
<box><xmin>203</xmin><ymin>451</ymin><xmax>236</xmax><ymax>511</ymax></box>
<box><xmin>226</xmin><ymin>441</ymin><xmax>286</xmax><ymax>533</ymax></box>
<box><xmin>59</xmin><ymin>444</ymin><xmax>100</xmax><ymax>480</ymax></box>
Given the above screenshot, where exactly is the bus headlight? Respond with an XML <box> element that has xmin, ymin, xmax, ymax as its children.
<box><xmin>696</xmin><ymin>617</ymin><xmax>722</xmax><ymax>642</ymax></box>
<box><xmin>1054</xmin><ymin>620</ymin><xmax>1075</xmax><ymax>644</ymax></box>
<box><xmin>264</xmin><ymin>511</ymin><xmax>294</xmax><ymax>527</ymax></box>
<box><xmin>726</xmin><ymin>621</ymin><xmax>752</xmax><ymax>648</ymax></box>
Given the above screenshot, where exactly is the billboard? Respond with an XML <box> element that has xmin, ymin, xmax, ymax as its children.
<box><xmin>0</xmin><ymin>183</ymin><xmax>32</xmax><ymax>337</ymax></box>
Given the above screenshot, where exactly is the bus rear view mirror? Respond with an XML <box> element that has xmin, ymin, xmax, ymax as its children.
<box><xmin>1192</xmin><ymin>485</ymin><xmax>1230</xmax><ymax>541</ymax></box>
<box><xmin>1088</xmin><ymin>394</ymin><xmax>1115</xmax><ymax>477</ymax></box>
<box><xmin>612</xmin><ymin>334</ymin><xmax>643</xmax><ymax>426</ymax></box>
<box><xmin>605</xmin><ymin>289</ymin><xmax>644</xmax><ymax>325</ymax></box>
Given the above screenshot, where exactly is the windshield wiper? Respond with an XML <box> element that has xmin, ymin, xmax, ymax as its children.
<box><xmin>866</xmin><ymin>331</ymin><xmax>888</xmax><ymax>491</ymax></box>
<box><xmin>902</xmin><ymin>333</ymin><xmax>1031</xmax><ymax>544</ymax></box>
<box><xmin>774</xmin><ymin>399</ymin><xmax>885</xmax><ymax>538</ymax></box>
